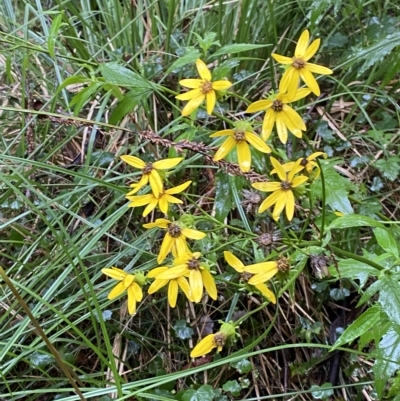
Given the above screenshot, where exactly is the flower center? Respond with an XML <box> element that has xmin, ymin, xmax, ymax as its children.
<box><xmin>187</xmin><ymin>258</ymin><xmax>200</xmax><ymax>270</ymax></box>
<box><xmin>167</xmin><ymin>223</ymin><xmax>182</xmax><ymax>238</ymax></box>
<box><xmin>280</xmin><ymin>180</ymin><xmax>292</xmax><ymax>191</ymax></box>
<box><xmin>292</xmin><ymin>57</ymin><xmax>306</xmax><ymax>69</ymax></box>
<box><xmin>240</xmin><ymin>272</ymin><xmax>253</xmax><ymax>282</ymax></box>
<box><xmin>272</xmin><ymin>99</ymin><xmax>283</xmax><ymax>112</ymax></box>
<box><xmin>143</xmin><ymin>162</ymin><xmax>153</xmax><ymax>175</ymax></box>
<box><xmin>213</xmin><ymin>332</ymin><xmax>226</xmax><ymax>347</ymax></box>
<box><xmin>277</xmin><ymin>257</ymin><xmax>290</xmax><ymax>272</ymax></box>
<box><xmin>200</xmin><ymin>81</ymin><xmax>213</xmax><ymax>94</ymax></box>
<box><xmin>300</xmin><ymin>157</ymin><xmax>309</xmax><ymax>167</ymax></box>
<box><xmin>233</xmin><ymin>130</ymin><xmax>246</xmax><ymax>142</ymax></box>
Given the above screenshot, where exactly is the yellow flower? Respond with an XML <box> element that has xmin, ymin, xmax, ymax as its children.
<box><xmin>210</xmin><ymin>121</ymin><xmax>271</xmax><ymax>172</ymax></box>
<box><xmin>176</xmin><ymin>59</ymin><xmax>232</xmax><ymax>116</ymax></box>
<box><xmin>245</xmin><ymin>84</ymin><xmax>310</xmax><ymax>143</ymax></box>
<box><xmin>157</xmin><ymin>252</ymin><xmax>217</xmax><ymax>303</ymax></box>
<box><xmin>121</xmin><ymin>155</ymin><xmax>183</xmax><ymax>198</ymax></box>
<box><xmin>224</xmin><ymin>251</ymin><xmax>277</xmax><ymax>303</ymax></box>
<box><xmin>147</xmin><ymin>266</ymin><xmax>193</xmax><ymax>308</ymax></box>
<box><xmin>252</xmin><ymin>157</ymin><xmax>308</xmax><ymax>221</ymax></box>
<box><xmin>272</xmin><ymin>29</ymin><xmax>333</xmax><ymax>98</ymax></box>
<box><xmin>102</xmin><ymin>267</ymin><xmax>145</xmax><ymax>315</ymax></box>
<box><xmin>143</xmin><ymin>218</ymin><xmax>206</xmax><ymax>263</ymax></box>
<box><xmin>271</xmin><ymin>152</ymin><xmax>327</xmax><ymax>179</ymax></box>
<box><xmin>190</xmin><ymin>321</ymin><xmax>237</xmax><ymax>358</ymax></box>
<box><xmin>126</xmin><ymin>181</ymin><xmax>191</xmax><ymax>217</ymax></box>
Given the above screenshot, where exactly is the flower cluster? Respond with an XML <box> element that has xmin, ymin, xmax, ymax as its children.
<box><xmin>101</xmin><ymin>29</ymin><xmax>332</xmax><ymax>358</ymax></box>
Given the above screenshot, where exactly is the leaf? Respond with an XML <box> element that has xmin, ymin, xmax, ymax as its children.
<box><xmin>173</xmin><ymin>320</ymin><xmax>194</xmax><ymax>340</ymax></box>
<box><xmin>167</xmin><ymin>50</ymin><xmax>202</xmax><ymax>74</ymax></box>
<box><xmin>48</xmin><ymin>13</ymin><xmax>63</xmax><ymax>58</ymax></box>
<box><xmin>374</xmin><ymin>228</ymin><xmax>399</xmax><ymax>259</ymax></box>
<box><xmin>214</xmin><ymin>172</ymin><xmax>234</xmax><ymax>222</ymax></box>
<box><xmin>332</xmin><ymin>305</ymin><xmax>381</xmax><ymax>350</ymax></box>
<box><xmin>327</xmin><ymin>214</ymin><xmax>384</xmax><ymax>230</ymax></box>
<box><xmin>335</xmin><ymin>258</ymin><xmax>379</xmax><ymax>287</ymax></box>
<box><xmin>230</xmin><ymin>359</ymin><xmax>253</xmax><ymax>374</ymax></box>
<box><xmin>70</xmin><ymin>83</ymin><xmax>102</xmax><ymax>115</ymax></box>
<box><xmin>378</xmin><ymin>277</ymin><xmax>400</xmax><ymax>326</ymax></box>
<box><xmin>330</xmin><ymin>287</ymin><xmax>350</xmax><ymax>301</ymax></box>
<box><xmin>182</xmin><ymin>385</ymin><xmax>214</xmax><ymax>401</ymax></box>
<box><xmin>56</xmin><ymin>75</ymin><xmax>92</xmax><ymax>93</ymax></box>
<box><xmin>375</xmin><ymin>157</ymin><xmax>400</xmax><ymax>181</ymax></box>
<box><xmin>212</xmin><ymin>43</ymin><xmax>270</xmax><ymax>57</ymax></box>
<box><xmin>98</xmin><ymin>63</ymin><xmax>154</xmax><ymax>90</ymax></box>
<box><xmin>326</xmin><ymin>188</ymin><xmax>353</xmax><ymax>215</ymax></box>
<box><xmin>222</xmin><ymin>380</ymin><xmax>241</xmax><ymax>396</ymax></box>
<box><xmin>310</xmin><ymin>383</ymin><xmax>334</xmax><ymax>399</ymax></box>
<box><xmin>373</xmin><ymin>328</ymin><xmax>400</xmax><ymax>399</ymax></box>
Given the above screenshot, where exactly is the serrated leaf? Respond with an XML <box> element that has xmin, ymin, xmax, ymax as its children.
<box><xmin>222</xmin><ymin>380</ymin><xmax>241</xmax><ymax>396</ymax></box>
<box><xmin>173</xmin><ymin>320</ymin><xmax>194</xmax><ymax>340</ymax></box>
<box><xmin>212</xmin><ymin>43</ymin><xmax>270</xmax><ymax>57</ymax></box>
<box><xmin>375</xmin><ymin>157</ymin><xmax>400</xmax><ymax>181</ymax></box>
<box><xmin>332</xmin><ymin>305</ymin><xmax>381</xmax><ymax>350</ymax></box>
<box><xmin>230</xmin><ymin>358</ymin><xmax>252</xmax><ymax>374</ymax></box>
<box><xmin>99</xmin><ymin>63</ymin><xmax>154</xmax><ymax>90</ymax></box>
<box><xmin>335</xmin><ymin>258</ymin><xmax>379</xmax><ymax>287</ymax></box>
<box><xmin>374</xmin><ymin>228</ymin><xmax>399</xmax><ymax>258</ymax></box>
<box><xmin>378</xmin><ymin>277</ymin><xmax>400</xmax><ymax>325</ymax></box>
<box><xmin>327</xmin><ymin>214</ymin><xmax>384</xmax><ymax>230</ymax></box>
<box><xmin>373</xmin><ymin>328</ymin><xmax>400</xmax><ymax>399</ymax></box>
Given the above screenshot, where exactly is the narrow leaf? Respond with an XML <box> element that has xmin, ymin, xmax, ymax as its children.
<box><xmin>327</xmin><ymin>214</ymin><xmax>385</xmax><ymax>230</ymax></box>
<box><xmin>48</xmin><ymin>13</ymin><xmax>63</xmax><ymax>58</ymax></box>
<box><xmin>212</xmin><ymin>43</ymin><xmax>270</xmax><ymax>57</ymax></box>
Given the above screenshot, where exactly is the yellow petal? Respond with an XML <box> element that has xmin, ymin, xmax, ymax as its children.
<box><xmin>295</xmin><ymin>30</ymin><xmax>310</xmax><ymax>56</ymax></box>
<box><xmin>224</xmin><ymin>251</ymin><xmax>245</xmax><ymax>272</ymax></box>
<box><xmin>205</xmin><ymin>90</ymin><xmax>216</xmax><ymax>115</ymax></box>
<box><xmin>210</xmin><ymin>129</ymin><xmax>235</xmax><ymax>138</ymax></box>
<box><xmin>189</xmin><ymin>269</ymin><xmax>203</xmax><ymax>303</ymax></box>
<box><xmin>255</xmin><ymin>283</ymin><xmax>276</xmax><ymax>304</ymax></box>
<box><xmin>213</xmin><ymin>137</ymin><xmax>236</xmax><ymax>161</ymax></box>
<box><xmin>108</xmin><ymin>282</ymin><xmax>126</xmax><ymax>299</ymax></box>
<box><xmin>291</xmin><ymin>175</ymin><xmax>308</xmax><ymax>187</ymax></box>
<box><xmin>281</xmin><ymin>105</ymin><xmax>307</xmax><ymax>133</ymax></box>
<box><xmin>120</xmin><ymin>155</ymin><xmax>145</xmax><ymax>169</ymax></box>
<box><xmin>153</xmin><ymin>157</ymin><xmax>183</xmax><ymax>170</ymax></box>
<box><xmin>181</xmin><ymin>228</ymin><xmax>206</xmax><ymax>240</ymax></box>
<box><xmin>147</xmin><ymin>266</ymin><xmax>169</xmax><ymax>278</ymax></box>
<box><xmin>202</xmin><ymin>269</ymin><xmax>217</xmax><ymax>300</ymax></box>
<box><xmin>303</xmin><ymin>38</ymin><xmax>320</xmax><ymax>61</ymax></box>
<box><xmin>279</xmin><ymin>68</ymin><xmax>299</xmax><ymax>99</ymax></box>
<box><xmin>179</xmin><ymin>78</ymin><xmax>203</xmax><ymax>88</ymax></box>
<box><xmin>271</xmin><ymin>191</ymin><xmax>288</xmax><ymax>221</ymax></box>
<box><xmin>307</xmin><ymin>151</ymin><xmax>327</xmax><ymax>161</ymax></box>
<box><xmin>158</xmin><ymin>264</ymin><xmax>189</xmax><ymax>280</ymax></box>
<box><xmin>142</xmin><ymin>198</ymin><xmax>159</xmax><ymax>217</ymax></box>
<box><xmin>102</xmin><ymin>267</ymin><xmax>127</xmax><ymax>280</ymax></box>
<box><xmin>168</xmin><ymin>280</ymin><xmax>178</xmax><ymax>308</ymax></box>
<box><xmin>252</xmin><ymin>181</ymin><xmax>281</xmax><ymax>192</ymax></box>
<box><xmin>271</xmin><ymin>53</ymin><xmax>293</xmax><ymax>64</ymax></box>
<box><xmin>149</xmin><ymin>170</ymin><xmax>163</xmax><ymax>198</ymax></box>
<box><xmin>306</xmin><ymin>62</ymin><xmax>333</xmax><ymax>75</ymax></box>
<box><xmin>173</xmin><ymin>236</ymin><xmax>189</xmax><ymax>257</ymax></box>
<box><xmin>126</xmin><ymin>194</ymin><xmax>153</xmax><ymax>207</ymax></box>
<box><xmin>196</xmin><ymin>59</ymin><xmax>211</xmax><ymax>81</ymax></box>
<box><xmin>275</xmin><ymin>113</ymin><xmax>289</xmax><ymax>144</ymax></box>
<box><xmin>244</xmin><ymin>132</ymin><xmax>271</xmax><ymax>153</ymax></box>
<box><xmin>177</xmin><ymin>276</ymin><xmax>193</xmax><ymax>301</ymax></box>
<box><xmin>246</xmin><ymin>99</ymin><xmax>272</xmax><ymax>113</ymax></box>
<box><xmin>176</xmin><ymin>88</ymin><xmax>203</xmax><ymax>100</ymax></box>
<box><xmin>158</xmin><ymin>234</ymin><xmax>174</xmax><ymax>263</ymax></box>
<box><xmin>166</xmin><ymin>181</ymin><xmax>192</xmax><ymax>195</ymax></box>
<box><xmin>131</xmin><ymin>282</ymin><xmax>143</xmax><ymax>301</ymax></box>
<box><xmin>246</xmin><ymin>261</ymin><xmax>278</xmax><ymax>275</ymax></box>
<box><xmin>143</xmin><ymin>218</ymin><xmax>171</xmax><ymax>229</ymax></box>
<box><xmin>126</xmin><ymin>288</ymin><xmax>137</xmax><ymax>314</ymax></box>
<box><xmin>258</xmin><ymin>190</ymin><xmax>282</xmax><ymax>214</ymax></box>
<box><xmin>289</xmin><ymin>88</ymin><xmax>311</xmax><ymax>102</ymax></box>
<box><xmin>237</xmin><ymin>141</ymin><xmax>251</xmax><ymax>172</ymax></box>
<box><xmin>126</xmin><ymin>175</ymin><xmax>149</xmax><ymax>195</ymax></box>
<box><xmin>300</xmin><ymin>68</ymin><xmax>320</xmax><ymax>96</ymax></box>
<box><xmin>190</xmin><ymin>334</ymin><xmax>216</xmax><ymax>358</ymax></box>
<box><xmin>181</xmin><ymin>94</ymin><xmax>205</xmax><ymax>116</ymax></box>
<box><xmin>148</xmin><ymin>278</ymin><xmax>169</xmax><ymax>293</ymax></box>
<box><xmin>283</xmin><ymin>190</ymin><xmax>295</xmax><ymax>220</ymax></box>
<box><xmin>123</xmin><ymin>274</ymin><xmax>135</xmax><ymax>288</ymax></box>
<box><xmin>270</xmin><ymin>157</ymin><xmax>286</xmax><ymax>181</ymax></box>
<box><xmin>161</xmin><ymin>195</ymin><xmax>183</xmax><ymax>210</ymax></box>
<box><xmin>212</xmin><ymin>80</ymin><xmax>232</xmax><ymax>90</ymax></box>
<box><xmin>262</xmin><ymin>108</ymin><xmax>275</xmax><ymax>141</ymax></box>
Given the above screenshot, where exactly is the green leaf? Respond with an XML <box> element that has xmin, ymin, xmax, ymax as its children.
<box><xmin>326</xmin><ymin>188</ymin><xmax>353</xmax><ymax>214</ymax></box>
<box><xmin>230</xmin><ymin>358</ymin><xmax>253</xmax><ymax>374</ymax></box>
<box><xmin>374</xmin><ymin>228</ymin><xmax>399</xmax><ymax>259</ymax></box>
<box><xmin>48</xmin><ymin>13</ymin><xmax>63</xmax><ymax>58</ymax></box>
<box><xmin>373</xmin><ymin>328</ymin><xmax>400</xmax><ymax>399</ymax></box>
<box><xmin>173</xmin><ymin>320</ymin><xmax>194</xmax><ymax>340</ymax></box>
<box><xmin>214</xmin><ymin>172</ymin><xmax>234</xmax><ymax>222</ymax></box>
<box><xmin>310</xmin><ymin>383</ymin><xmax>334</xmax><ymax>399</ymax></box>
<box><xmin>167</xmin><ymin>50</ymin><xmax>202</xmax><ymax>74</ymax></box>
<box><xmin>182</xmin><ymin>385</ymin><xmax>214</xmax><ymax>401</ymax></box>
<box><xmin>332</xmin><ymin>305</ymin><xmax>381</xmax><ymax>350</ymax></box>
<box><xmin>69</xmin><ymin>83</ymin><xmax>102</xmax><ymax>114</ymax></box>
<box><xmin>56</xmin><ymin>75</ymin><xmax>92</xmax><ymax>94</ymax></box>
<box><xmin>378</xmin><ymin>277</ymin><xmax>400</xmax><ymax>326</ymax></box>
<box><xmin>98</xmin><ymin>63</ymin><xmax>155</xmax><ymax>90</ymax></box>
<box><xmin>327</xmin><ymin>214</ymin><xmax>384</xmax><ymax>230</ymax></box>
<box><xmin>375</xmin><ymin>157</ymin><xmax>400</xmax><ymax>181</ymax></box>
<box><xmin>222</xmin><ymin>380</ymin><xmax>241</xmax><ymax>396</ymax></box>
<box><xmin>335</xmin><ymin>258</ymin><xmax>379</xmax><ymax>287</ymax></box>
<box><xmin>212</xmin><ymin>43</ymin><xmax>270</xmax><ymax>57</ymax></box>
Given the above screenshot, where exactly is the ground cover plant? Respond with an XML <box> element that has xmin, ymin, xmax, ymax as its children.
<box><xmin>0</xmin><ymin>0</ymin><xmax>400</xmax><ymax>400</ymax></box>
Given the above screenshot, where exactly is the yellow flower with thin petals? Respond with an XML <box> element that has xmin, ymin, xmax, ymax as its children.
<box><xmin>224</xmin><ymin>251</ymin><xmax>277</xmax><ymax>303</ymax></box>
<box><xmin>126</xmin><ymin>181</ymin><xmax>191</xmax><ymax>217</ymax></box>
<box><xmin>121</xmin><ymin>155</ymin><xmax>183</xmax><ymax>198</ymax></box>
<box><xmin>271</xmin><ymin>152</ymin><xmax>327</xmax><ymax>179</ymax></box>
<box><xmin>176</xmin><ymin>59</ymin><xmax>232</xmax><ymax>116</ymax></box>
<box><xmin>246</xmin><ymin>84</ymin><xmax>310</xmax><ymax>143</ymax></box>
<box><xmin>102</xmin><ymin>267</ymin><xmax>145</xmax><ymax>315</ymax></box>
<box><xmin>252</xmin><ymin>157</ymin><xmax>308</xmax><ymax>221</ymax></box>
<box><xmin>190</xmin><ymin>321</ymin><xmax>237</xmax><ymax>358</ymax></box>
<box><xmin>157</xmin><ymin>252</ymin><xmax>217</xmax><ymax>303</ymax></box>
<box><xmin>147</xmin><ymin>266</ymin><xmax>193</xmax><ymax>308</ymax></box>
<box><xmin>143</xmin><ymin>218</ymin><xmax>206</xmax><ymax>263</ymax></box>
<box><xmin>210</xmin><ymin>121</ymin><xmax>271</xmax><ymax>172</ymax></box>
<box><xmin>272</xmin><ymin>29</ymin><xmax>333</xmax><ymax>98</ymax></box>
